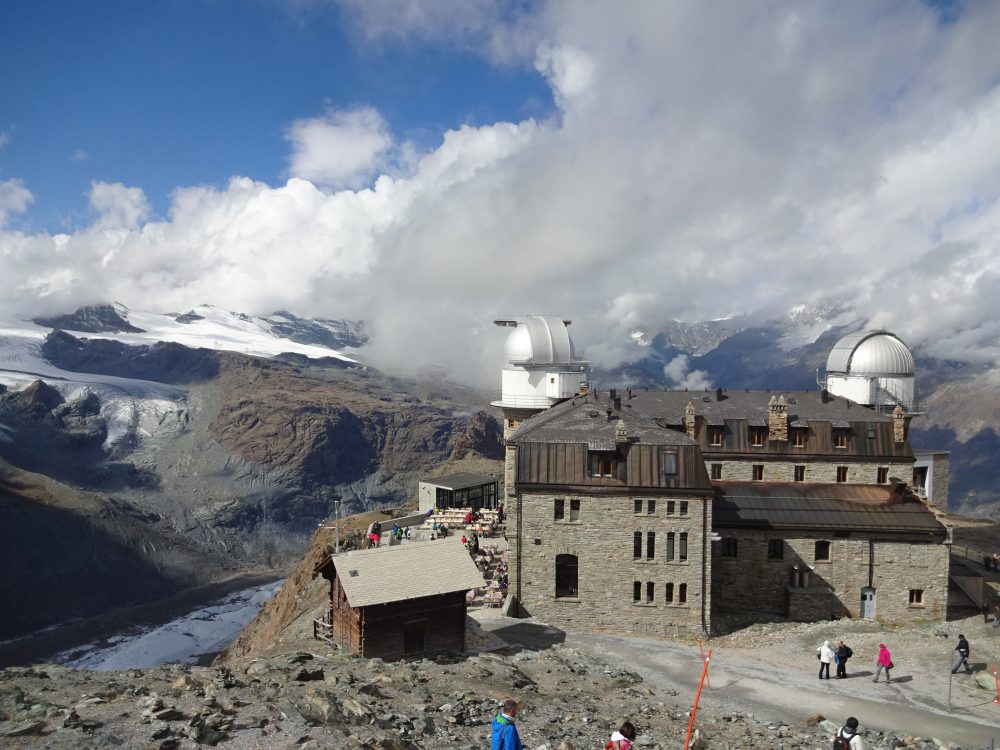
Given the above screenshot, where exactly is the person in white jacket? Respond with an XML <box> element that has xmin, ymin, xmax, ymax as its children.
<box><xmin>834</xmin><ymin>716</ymin><xmax>866</xmax><ymax>750</ymax></box>
<box><xmin>817</xmin><ymin>640</ymin><xmax>835</xmax><ymax>679</ymax></box>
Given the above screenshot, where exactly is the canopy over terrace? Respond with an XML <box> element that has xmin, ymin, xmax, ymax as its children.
<box><xmin>418</xmin><ymin>472</ymin><xmax>499</xmax><ymax>512</ymax></box>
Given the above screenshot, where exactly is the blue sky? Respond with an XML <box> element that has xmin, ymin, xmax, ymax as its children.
<box><xmin>2</xmin><ymin>1</ymin><xmax>1000</xmax><ymax>380</ymax></box>
<box><xmin>0</xmin><ymin>0</ymin><xmax>551</xmax><ymax>230</ymax></box>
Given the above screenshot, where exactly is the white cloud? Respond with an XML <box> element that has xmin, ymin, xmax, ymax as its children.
<box><xmin>286</xmin><ymin>106</ymin><xmax>394</xmax><ymax>189</ymax></box>
<box><xmin>71</xmin><ymin>149</ymin><xmax>88</xmax><ymax>162</ymax></box>
<box><xmin>663</xmin><ymin>355</ymin><xmax>713</xmax><ymax>391</ymax></box>
<box><xmin>0</xmin><ymin>128</ymin><xmax>12</xmax><ymax>151</ymax></box>
<box><xmin>0</xmin><ymin>179</ymin><xmax>33</xmax><ymax>226</ymax></box>
<box><xmin>5</xmin><ymin>2</ymin><xmax>1000</xmax><ymax>384</ymax></box>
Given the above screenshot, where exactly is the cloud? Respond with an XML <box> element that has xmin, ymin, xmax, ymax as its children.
<box><xmin>0</xmin><ymin>179</ymin><xmax>33</xmax><ymax>226</ymax></box>
<box><xmin>663</xmin><ymin>355</ymin><xmax>713</xmax><ymax>391</ymax></box>
<box><xmin>4</xmin><ymin>2</ymin><xmax>1000</xmax><ymax>385</ymax></box>
<box><xmin>285</xmin><ymin>106</ymin><xmax>394</xmax><ymax>189</ymax></box>
<box><xmin>71</xmin><ymin>149</ymin><xmax>88</xmax><ymax>162</ymax></box>
<box><xmin>0</xmin><ymin>127</ymin><xmax>13</xmax><ymax>151</ymax></box>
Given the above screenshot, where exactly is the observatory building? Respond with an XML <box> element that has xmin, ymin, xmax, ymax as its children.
<box><xmin>491</xmin><ymin>316</ymin><xmax>590</xmax><ymax>439</ymax></box>
<box><xmin>823</xmin><ymin>330</ymin><xmax>916</xmax><ymax>412</ymax></box>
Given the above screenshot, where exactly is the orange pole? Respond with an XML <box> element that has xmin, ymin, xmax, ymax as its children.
<box><xmin>684</xmin><ymin>648</ymin><xmax>712</xmax><ymax>750</ymax></box>
<box><xmin>697</xmin><ymin>637</ymin><xmax>712</xmax><ymax>690</ymax></box>
<box><xmin>992</xmin><ymin>666</ymin><xmax>1000</xmax><ymax>705</ymax></box>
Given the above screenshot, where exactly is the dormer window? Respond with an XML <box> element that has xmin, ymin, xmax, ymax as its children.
<box><xmin>792</xmin><ymin>429</ymin><xmax>806</xmax><ymax>448</ymax></box>
<box><xmin>590</xmin><ymin>452</ymin><xmax>617</xmax><ymax>478</ymax></box>
<box><xmin>750</xmin><ymin>427</ymin><xmax>767</xmax><ymax>447</ymax></box>
<box><xmin>833</xmin><ymin>429</ymin><xmax>848</xmax><ymax>449</ymax></box>
<box><xmin>708</xmin><ymin>427</ymin><xmax>725</xmax><ymax>447</ymax></box>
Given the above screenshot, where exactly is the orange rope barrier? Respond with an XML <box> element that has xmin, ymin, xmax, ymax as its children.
<box><xmin>697</xmin><ymin>637</ymin><xmax>712</xmax><ymax>690</ymax></box>
<box><xmin>684</xmin><ymin>648</ymin><xmax>711</xmax><ymax>750</ymax></box>
<box><xmin>992</xmin><ymin>666</ymin><xmax>1000</xmax><ymax>705</ymax></box>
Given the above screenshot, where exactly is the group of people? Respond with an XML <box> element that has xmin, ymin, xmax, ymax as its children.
<box><xmin>981</xmin><ymin>552</ymin><xmax>999</xmax><ymax>571</ymax></box>
<box><xmin>816</xmin><ymin>640</ymin><xmax>894</xmax><ymax>682</ymax></box>
<box><xmin>491</xmin><ymin>701</ymin><xmax>868</xmax><ymax>750</ymax></box>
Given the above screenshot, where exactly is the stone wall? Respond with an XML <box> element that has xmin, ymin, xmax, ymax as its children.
<box><xmin>708</xmin><ymin>459</ymin><xmax>912</xmax><ymax>484</ymax></box>
<box><xmin>511</xmin><ymin>490</ymin><xmax>712</xmax><ymax>637</ymax></box>
<box><xmin>711</xmin><ymin>530</ymin><xmax>949</xmax><ymax>624</ymax></box>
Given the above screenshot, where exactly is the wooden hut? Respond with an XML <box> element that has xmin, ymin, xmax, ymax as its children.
<box><xmin>314</xmin><ymin>539</ymin><xmax>485</xmax><ymax>660</ymax></box>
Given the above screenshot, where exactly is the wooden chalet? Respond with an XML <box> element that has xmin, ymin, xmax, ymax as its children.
<box><xmin>314</xmin><ymin>539</ymin><xmax>485</xmax><ymax>660</ymax></box>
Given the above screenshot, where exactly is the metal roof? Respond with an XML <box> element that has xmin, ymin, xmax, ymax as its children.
<box><xmin>503</xmin><ymin>315</ymin><xmax>580</xmax><ymax>368</ymax></box>
<box><xmin>421</xmin><ymin>472</ymin><xmax>498</xmax><ymax>490</ymax></box>
<box><xmin>825</xmin><ymin>330</ymin><xmax>915</xmax><ymax>376</ymax></box>
<box><xmin>330</xmin><ymin>539</ymin><xmax>486</xmax><ymax>609</ymax></box>
<box><xmin>509</xmin><ymin>391</ymin><xmax>698</xmax><ymax>448</ymax></box>
<box><xmin>713</xmin><ymin>482</ymin><xmax>945</xmax><ymax>536</ymax></box>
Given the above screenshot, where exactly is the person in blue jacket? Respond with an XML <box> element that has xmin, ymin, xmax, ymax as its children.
<box><xmin>492</xmin><ymin>699</ymin><xmax>523</xmax><ymax>750</ymax></box>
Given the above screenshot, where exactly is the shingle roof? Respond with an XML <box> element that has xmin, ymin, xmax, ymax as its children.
<box><xmin>330</xmin><ymin>539</ymin><xmax>486</xmax><ymax>608</ymax></box>
<box><xmin>508</xmin><ymin>391</ymin><xmax>697</xmax><ymax>448</ymax></box>
<box><xmin>625</xmin><ymin>389</ymin><xmax>892</xmax><ymax>425</ymax></box>
<box><xmin>713</xmin><ymin>482</ymin><xmax>945</xmax><ymax>537</ymax></box>
<box><xmin>421</xmin><ymin>472</ymin><xmax>498</xmax><ymax>490</ymax></box>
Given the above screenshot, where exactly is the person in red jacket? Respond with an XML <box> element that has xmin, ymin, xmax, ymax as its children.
<box><xmin>873</xmin><ymin>643</ymin><xmax>893</xmax><ymax>684</ymax></box>
<box><xmin>604</xmin><ymin>721</ymin><xmax>636</xmax><ymax>749</ymax></box>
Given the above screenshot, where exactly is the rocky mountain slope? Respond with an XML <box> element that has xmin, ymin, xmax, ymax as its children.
<box><xmin>0</xmin><ymin>315</ymin><xmax>503</xmax><ymax>643</ymax></box>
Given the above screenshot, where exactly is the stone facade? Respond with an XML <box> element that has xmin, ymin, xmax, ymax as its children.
<box><xmin>511</xmin><ymin>490</ymin><xmax>712</xmax><ymax>637</ymax></box>
<box><xmin>768</xmin><ymin>395</ymin><xmax>788</xmax><ymax>441</ymax></box>
<box><xmin>707</xmin><ymin>459</ymin><xmax>912</xmax><ymax>484</ymax></box>
<box><xmin>712</xmin><ymin>530</ymin><xmax>949</xmax><ymax>623</ymax></box>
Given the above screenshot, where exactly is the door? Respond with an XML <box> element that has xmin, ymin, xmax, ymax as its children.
<box><xmin>861</xmin><ymin>587</ymin><xmax>876</xmax><ymax>619</ymax></box>
<box><xmin>404</xmin><ymin>620</ymin><xmax>426</xmax><ymax>654</ymax></box>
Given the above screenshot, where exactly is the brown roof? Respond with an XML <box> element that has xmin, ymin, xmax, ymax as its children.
<box><xmin>713</xmin><ymin>482</ymin><xmax>946</xmax><ymax>537</ymax></box>
<box><xmin>328</xmin><ymin>539</ymin><xmax>486</xmax><ymax>608</ymax></box>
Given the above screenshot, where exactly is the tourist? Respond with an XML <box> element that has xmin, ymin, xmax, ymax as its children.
<box><xmin>465</xmin><ymin>511</ymin><xmax>474</xmax><ymax>525</ymax></box>
<box><xmin>604</xmin><ymin>721</ymin><xmax>636</xmax><ymax>749</ymax></box>
<box><xmin>994</xmin><ymin>604</ymin><xmax>1000</xmax><ymax>628</ymax></box>
<box><xmin>491</xmin><ymin>699</ymin><xmax>522</xmax><ymax>750</ymax></box>
<box><xmin>983</xmin><ymin>601</ymin><xmax>991</xmax><ymax>623</ymax></box>
<box><xmin>873</xmin><ymin>643</ymin><xmax>893</xmax><ymax>683</ymax></box>
<box><xmin>952</xmin><ymin>634</ymin><xmax>972</xmax><ymax>675</ymax></box>
<box><xmin>835</xmin><ymin>640</ymin><xmax>853</xmax><ymax>678</ymax></box>
<box><xmin>833</xmin><ymin>716</ymin><xmax>866</xmax><ymax>750</ymax></box>
<box><xmin>817</xmin><ymin>640</ymin><xmax>834</xmax><ymax>680</ymax></box>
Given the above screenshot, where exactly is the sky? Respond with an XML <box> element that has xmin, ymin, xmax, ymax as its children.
<box><xmin>2</xmin><ymin>0</ymin><xmax>1000</xmax><ymax>385</ymax></box>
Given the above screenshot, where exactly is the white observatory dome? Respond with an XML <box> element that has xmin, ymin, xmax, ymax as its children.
<box><xmin>826</xmin><ymin>330</ymin><xmax>915</xmax><ymax>376</ymax></box>
<box><xmin>502</xmin><ymin>315</ymin><xmax>577</xmax><ymax>370</ymax></box>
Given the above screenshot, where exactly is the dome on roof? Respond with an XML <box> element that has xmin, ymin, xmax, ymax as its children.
<box><xmin>826</xmin><ymin>330</ymin><xmax>915</xmax><ymax>377</ymax></box>
<box><xmin>503</xmin><ymin>316</ymin><xmax>578</xmax><ymax>369</ymax></box>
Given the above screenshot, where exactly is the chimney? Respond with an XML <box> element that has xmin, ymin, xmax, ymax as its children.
<box><xmin>615</xmin><ymin>420</ymin><xmax>629</xmax><ymax>444</ymax></box>
<box><xmin>626</xmin><ymin>387</ymin><xmax>632</xmax><ymax>401</ymax></box>
<box><xmin>684</xmin><ymin>401</ymin><xmax>697</xmax><ymax>439</ymax></box>
<box><xmin>893</xmin><ymin>405</ymin><xmax>907</xmax><ymax>444</ymax></box>
<box><xmin>768</xmin><ymin>395</ymin><xmax>788</xmax><ymax>441</ymax></box>
<box><xmin>609</xmin><ymin>388</ymin><xmax>617</xmax><ymax>401</ymax></box>
<box><xmin>613</xmin><ymin>394</ymin><xmax>622</xmax><ymax>411</ymax></box>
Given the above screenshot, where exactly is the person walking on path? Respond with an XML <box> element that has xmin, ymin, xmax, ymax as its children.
<box><xmin>983</xmin><ymin>602</ymin><xmax>991</xmax><ymax>623</ymax></box>
<box><xmin>836</xmin><ymin>640</ymin><xmax>853</xmax><ymax>678</ymax></box>
<box><xmin>873</xmin><ymin>643</ymin><xmax>893</xmax><ymax>684</ymax></box>
<box><xmin>817</xmin><ymin>640</ymin><xmax>835</xmax><ymax>679</ymax></box>
<box><xmin>952</xmin><ymin>634</ymin><xmax>972</xmax><ymax>675</ymax></box>
<box><xmin>492</xmin><ymin>699</ymin><xmax>523</xmax><ymax>750</ymax></box>
<box><xmin>833</xmin><ymin>716</ymin><xmax>866</xmax><ymax>750</ymax></box>
<box><xmin>604</xmin><ymin>721</ymin><xmax>636</xmax><ymax>750</ymax></box>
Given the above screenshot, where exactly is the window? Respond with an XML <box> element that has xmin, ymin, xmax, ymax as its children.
<box><xmin>647</xmin><ymin>499</ymin><xmax>656</xmax><ymax>515</ymax></box>
<box><xmin>661</xmin><ymin>451</ymin><xmax>677</xmax><ymax>476</ymax></box>
<box><xmin>708</xmin><ymin>427</ymin><xmax>725</xmax><ymax>446</ymax></box>
<box><xmin>634</xmin><ymin>499</ymin><xmax>643</xmax><ymax>514</ymax></box>
<box><xmin>767</xmin><ymin>539</ymin><xmax>784</xmax><ymax>559</ymax></box>
<box><xmin>680</xmin><ymin>501</ymin><xmax>689</xmax><ymax>515</ymax></box>
<box><xmin>711</xmin><ymin>463</ymin><xmax>722</xmax><ymax>480</ymax></box>
<box><xmin>794</xmin><ymin>465</ymin><xmax>805</xmax><ymax>482</ymax></box>
<box><xmin>508</xmin><ymin>419</ymin><xmax>515</xmax><ymax>428</ymax></box>
<box><xmin>555</xmin><ymin>554</ymin><xmax>578</xmax><ymax>597</ymax></box>
<box><xmin>666</xmin><ymin>532</ymin><xmax>675</xmax><ymax>561</ymax></box>
<box><xmin>752</xmin><ymin>464</ymin><xmax>764</xmax><ymax>481</ymax></box>
<box><xmin>647</xmin><ymin>531</ymin><xmax>655</xmax><ymax>560</ymax></box>
<box><xmin>750</xmin><ymin>428</ymin><xmax>766</xmax><ymax>446</ymax></box>
<box><xmin>721</xmin><ymin>538</ymin><xmax>738</xmax><ymax>557</ymax></box>
<box><xmin>590</xmin><ymin>452</ymin><xmax>617</xmax><ymax>477</ymax></box>
<box><xmin>877</xmin><ymin>467</ymin><xmax>889</xmax><ymax>484</ymax></box>
<box><xmin>633</xmin><ymin>532</ymin><xmax>642</xmax><ymax>559</ymax></box>
<box><xmin>815</xmin><ymin>540</ymin><xmax>831</xmax><ymax>561</ymax></box>
<box><xmin>792</xmin><ymin>429</ymin><xmax>806</xmax><ymax>448</ymax></box>
<box><xmin>833</xmin><ymin>430</ymin><xmax>848</xmax><ymax>449</ymax></box>
<box><xmin>646</xmin><ymin>581</ymin><xmax>654</xmax><ymax>603</ymax></box>
<box><xmin>549</xmin><ymin>377</ymin><xmax>555</xmax><ymax>383</ymax></box>
<box><xmin>679</xmin><ymin>532</ymin><xmax>688</xmax><ymax>561</ymax></box>
<box><xmin>554</xmin><ymin>499</ymin><xmax>565</xmax><ymax>520</ymax></box>
<box><xmin>633</xmin><ymin>581</ymin><xmax>641</xmax><ymax>602</ymax></box>
<box><xmin>678</xmin><ymin>583</ymin><xmax>687</xmax><ymax>604</ymax></box>
<box><xmin>836</xmin><ymin>466</ymin><xmax>848</xmax><ymax>483</ymax></box>
<box><xmin>667</xmin><ymin>500</ymin><xmax>676</xmax><ymax>515</ymax></box>
<box><xmin>909</xmin><ymin>589</ymin><xmax>924</xmax><ymax>606</ymax></box>
<box><xmin>569</xmin><ymin>499</ymin><xmax>580</xmax><ymax>522</ymax></box>
<box><xmin>665</xmin><ymin>582</ymin><xmax>674</xmax><ymax>603</ymax></box>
